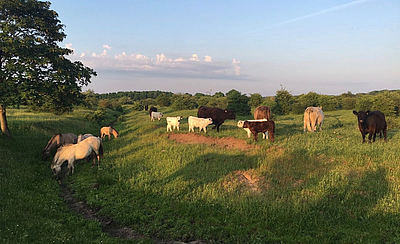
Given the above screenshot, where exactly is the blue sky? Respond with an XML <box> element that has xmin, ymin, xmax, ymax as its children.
<box><xmin>50</xmin><ymin>0</ymin><xmax>399</xmax><ymax>96</ymax></box>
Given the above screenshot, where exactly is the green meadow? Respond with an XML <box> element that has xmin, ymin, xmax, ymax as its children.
<box><xmin>1</xmin><ymin>106</ymin><xmax>400</xmax><ymax>243</ymax></box>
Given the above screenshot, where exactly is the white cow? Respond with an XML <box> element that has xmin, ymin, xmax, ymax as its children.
<box><xmin>166</xmin><ymin>116</ymin><xmax>183</xmax><ymax>131</ymax></box>
<box><xmin>237</xmin><ymin>119</ymin><xmax>269</xmax><ymax>139</ymax></box>
<box><xmin>151</xmin><ymin>111</ymin><xmax>164</xmax><ymax>121</ymax></box>
<box><xmin>188</xmin><ymin>116</ymin><xmax>213</xmax><ymax>133</ymax></box>
<box><xmin>303</xmin><ymin>106</ymin><xmax>324</xmax><ymax>132</ymax></box>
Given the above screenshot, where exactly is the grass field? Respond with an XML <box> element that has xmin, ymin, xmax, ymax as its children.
<box><xmin>1</xmin><ymin>106</ymin><xmax>400</xmax><ymax>243</ymax></box>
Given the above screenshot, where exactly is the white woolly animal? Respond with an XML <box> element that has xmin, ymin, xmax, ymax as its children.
<box><xmin>166</xmin><ymin>116</ymin><xmax>183</xmax><ymax>131</ymax></box>
<box><xmin>188</xmin><ymin>116</ymin><xmax>213</xmax><ymax>133</ymax></box>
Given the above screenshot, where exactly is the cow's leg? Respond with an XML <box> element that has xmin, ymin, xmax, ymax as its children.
<box><xmin>303</xmin><ymin>117</ymin><xmax>308</xmax><ymax>132</ymax></box>
<box><xmin>362</xmin><ymin>132</ymin><xmax>366</xmax><ymax>143</ymax></box>
<box><xmin>383</xmin><ymin>127</ymin><xmax>387</xmax><ymax>142</ymax></box>
<box><xmin>368</xmin><ymin>132</ymin><xmax>373</xmax><ymax>143</ymax></box>
<box><xmin>246</xmin><ymin>129</ymin><xmax>251</xmax><ymax>138</ymax></box>
<box><xmin>252</xmin><ymin>132</ymin><xmax>258</xmax><ymax>141</ymax></box>
<box><xmin>203</xmin><ymin>127</ymin><xmax>206</xmax><ymax>133</ymax></box>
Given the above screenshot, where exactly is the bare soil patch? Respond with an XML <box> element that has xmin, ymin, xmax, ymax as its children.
<box><xmin>222</xmin><ymin>170</ymin><xmax>270</xmax><ymax>194</ymax></box>
<box><xmin>168</xmin><ymin>133</ymin><xmax>260</xmax><ymax>151</ymax></box>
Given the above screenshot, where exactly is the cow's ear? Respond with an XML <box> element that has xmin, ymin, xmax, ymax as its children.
<box><xmin>366</xmin><ymin>110</ymin><xmax>370</xmax><ymax>114</ymax></box>
<box><xmin>353</xmin><ymin>110</ymin><xmax>358</xmax><ymax>115</ymax></box>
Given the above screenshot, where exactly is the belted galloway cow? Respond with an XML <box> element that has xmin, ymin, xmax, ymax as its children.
<box><xmin>197</xmin><ymin>106</ymin><xmax>236</xmax><ymax>132</ymax></box>
<box><xmin>353</xmin><ymin>110</ymin><xmax>387</xmax><ymax>143</ymax></box>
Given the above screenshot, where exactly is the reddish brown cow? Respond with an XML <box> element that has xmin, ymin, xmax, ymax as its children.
<box><xmin>254</xmin><ymin>106</ymin><xmax>271</xmax><ymax>120</ymax></box>
<box><xmin>242</xmin><ymin>120</ymin><xmax>275</xmax><ymax>142</ymax></box>
<box><xmin>353</xmin><ymin>110</ymin><xmax>387</xmax><ymax>143</ymax></box>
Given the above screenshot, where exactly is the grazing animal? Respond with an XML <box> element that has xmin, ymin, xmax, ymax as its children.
<box><xmin>100</xmin><ymin>126</ymin><xmax>119</xmax><ymax>140</ymax></box>
<box><xmin>149</xmin><ymin>107</ymin><xmax>157</xmax><ymax>117</ymax></box>
<box><xmin>303</xmin><ymin>106</ymin><xmax>324</xmax><ymax>132</ymax></box>
<box><xmin>78</xmin><ymin>134</ymin><xmax>94</xmax><ymax>142</ymax></box>
<box><xmin>237</xmin><ymin>119</ymin><xmax>268</xmax><ymax>139</ymax></box>
<box><xmin>145</xmin><ymin>105</ymin><xmax>149</xmax><ymax>111</ymax></box>
<box><xmin>151</xmin><ymin>111</ymin><xmax>164</xmax><ymax>121</ymax></box>
<box><xmin>166</xmin><ymin>116</ymin><xmax>183</xmax><ymax>131</ymax></box>
<box><xmin>51</xmin><ymin>136</ymin><xmax>104</xmax><ymax>176</ymax></box>
<box><xmin>243</xmin><ymin>120</ymin><xmax>275</xmax><ymax>142</ymax></box>
<box><xmin>41</xmin><ymin>133</ymin><xmax>78</xmax><ymax>160</ymax></box>
<box><xmin>188</xmin><ymin>116</ymin><xmax>213</xmax><ymax>133</ymax></box>
<box><xmin>353</xmin><ymin>110</ymin><xmax>387</xmax><ymax>143</ymax></box>
<box><xmin>197</xmin><ymin>106</ymin><xmax>236</xmax><ymax>132</ymax></box>
<box><xmin>254</xmin><ymin>106</ymin><xmax>271</xmax><ymax>120</ymax></box>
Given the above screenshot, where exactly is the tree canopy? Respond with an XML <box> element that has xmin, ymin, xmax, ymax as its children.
<box><xmin>0</xmin><ymin>0</ymin><xmax>96</xmax><ymax>136</ymax></box>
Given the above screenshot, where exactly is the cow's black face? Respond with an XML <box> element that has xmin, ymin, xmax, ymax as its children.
<box><xmin>224</xmin><ymin>110</ymin><xmax>236</xmax><ymax>120</ymax></box>
<box><xmin>353</xmin><ymin>110</ymin><xmax>368</xmax><ymax>124</ymax></box>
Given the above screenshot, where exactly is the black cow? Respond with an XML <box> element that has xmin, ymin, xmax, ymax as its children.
<box><xmin>353</xmin><ymin>110</ymin><xmax>387</xmax><ymax>143</ymax></box>
<box><xmin>243</xmin><ymin>120</ymin><xmax>275</xmax><ymax>142</ymax></box>
<box><xmin>197</xmin><ymin>106</ymin><xmax>236</xmax><ymax>132</ymax></box>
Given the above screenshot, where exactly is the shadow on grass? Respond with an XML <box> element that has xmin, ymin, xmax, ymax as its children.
<box><xmin>163</xmin><ymin>153</ymin><xmax>259</xmax><ymax>189</ymax></box>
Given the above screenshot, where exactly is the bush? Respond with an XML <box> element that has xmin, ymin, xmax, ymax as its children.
<box><xmin>84</xmin><ymin>109</ymin><xmax>106</xmax><ymax>123</ymax></box>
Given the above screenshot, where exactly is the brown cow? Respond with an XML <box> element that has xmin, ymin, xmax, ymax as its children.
<box><xmin>242</xmin><ymin>120</ymin><xmax>275</xmax><ymax>142</ymax></box>
<box><xmin>197</xmin><ymin>106</ymin><xmax>236</xmax><ymax>132</ymax></box>
<box><xmin>254</xmin><ymin>106</ymin><xmax>271</xmax><ymax>120</ymax></box>
<box><xmin>353</xmin><ymin>110</ymin><xmax>387</xmax><ymax>143</ymax></box>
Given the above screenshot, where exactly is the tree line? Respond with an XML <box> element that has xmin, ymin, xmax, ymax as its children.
<box><xmin>85</xmin><ymin>88</ymin><xmax>400</xmax><ymax>118</ymax></box>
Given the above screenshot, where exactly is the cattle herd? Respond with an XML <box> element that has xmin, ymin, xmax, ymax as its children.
<box><xmin>44</xmin><ymin>105</ymin><xmax>388</xmax><ymax>177</ymax></box>
<box><xmin>150</xmin><ymin>105</ymin><xmax>388</xmax><ymax>144</ymax></box>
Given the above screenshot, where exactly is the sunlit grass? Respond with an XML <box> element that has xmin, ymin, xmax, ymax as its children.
<box><xmin>2</xmin><ymin>106</ymin><xmax>400</xmax><ymax>243</ymax></box>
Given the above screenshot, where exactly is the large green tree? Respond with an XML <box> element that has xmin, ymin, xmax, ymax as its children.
<box><xmin>226</xmin><ymin>89</ymin><xmax>251</xmax><ymax>116</ymax></box>
<box><xmin>0</xmin><ymin>0</ymin><xmax>96</xmax><ymax>136</ymax></box>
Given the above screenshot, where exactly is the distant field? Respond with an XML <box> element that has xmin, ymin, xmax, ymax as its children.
<box><xmin>1</xmin><ymin>106</ymin><xmax>400</xmax><ymax>243</ymax></box>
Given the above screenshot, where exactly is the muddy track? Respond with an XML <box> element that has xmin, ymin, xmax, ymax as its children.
<box><xmin>59</xmin><ymin>182</ymin><xmax>143</xmax><ymax>240</ymax></box>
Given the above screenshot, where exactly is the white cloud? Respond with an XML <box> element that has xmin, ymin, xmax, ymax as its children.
<box><xmin>232</xmin><ymin>59</ymin><xmax>241</xmax><ymax>76</ymax></box>
<box><xmin>103</xmin><ymin>44</ymin><xmax>112</xmax><ymax>50</ymax></box>
<box><xmin>190</xmin><ymin>54</ymin><xmax>200</xmax><ymax>61</ymax></box>
<box><xmin>72</xmin><ymin>46</ymin><xmax>242</xmax><ymax>79</ymax></box>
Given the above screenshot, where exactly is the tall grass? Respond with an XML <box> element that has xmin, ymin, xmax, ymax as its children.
<box><xmin>1</xmin><ymin>106</ymin><xmax>400</xmax><ymax>243</ymax></box>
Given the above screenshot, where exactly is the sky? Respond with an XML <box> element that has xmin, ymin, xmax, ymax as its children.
<box><xmin>49</xmin><ymin>0</ymin><xmax>400</xmax><ymax>96</ymax></box>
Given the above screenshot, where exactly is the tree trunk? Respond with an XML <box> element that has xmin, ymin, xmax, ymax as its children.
<box><xmin>0</xmin><ymin>104</ymin><xmax>12</xmax><ymax>137</ymax></box>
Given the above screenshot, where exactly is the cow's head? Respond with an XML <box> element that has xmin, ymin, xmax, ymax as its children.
<box><xmin>353</xmin><ymin>110</ymin><xmax>370</xmax><ymax>124</ymax></box>
<box><xmin>237</xmin><ymin>120</ymin><xmax>245</xmax><ymax>128</ymax></box>
<box><xmin>224</xmin><ymin>109</ymin><xmax>236</xmax><ymax>120</ymax></box>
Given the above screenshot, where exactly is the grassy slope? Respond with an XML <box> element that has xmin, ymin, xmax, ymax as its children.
<box><xmin>0</xmin><ymin>108</ymin><xmax>126</xmax><ymax>244</ymax></box>
<box><xmin>71</xmin><ymin>107</ymin><xmax>400</xmax><ymax>243</ymax></box>
<box><xmin>1</xmin><ymin>106</ymin><xmax>400</xmax><ymax>243</ymax></box>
